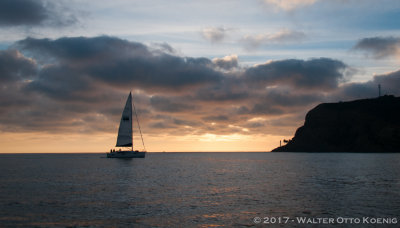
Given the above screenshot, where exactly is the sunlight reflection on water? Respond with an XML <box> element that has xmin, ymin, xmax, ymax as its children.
<box><xmin>0</xmin><ymin>152</ymin><xmax>399</xmax><ymax>227</ymax></box>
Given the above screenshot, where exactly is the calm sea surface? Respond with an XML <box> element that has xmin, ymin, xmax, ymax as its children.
<box><xmin>0</xmin><ymin>152</ymin><xmax>399</xmax><ymax>227</ymax></box>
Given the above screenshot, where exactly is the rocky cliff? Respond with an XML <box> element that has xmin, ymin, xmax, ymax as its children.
<box><xmin>272</xmin><ymin>95</ymin><xmax>400</xmax><ymax>152</ymax></box>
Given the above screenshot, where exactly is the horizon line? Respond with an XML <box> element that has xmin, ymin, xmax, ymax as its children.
<box><xmin>0</xmin><ymin>151</ymin><xmax>272</xmax><ymax>154</ymax></box>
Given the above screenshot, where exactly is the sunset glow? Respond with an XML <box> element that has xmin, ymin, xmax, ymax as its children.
<box><xmin>1</xmin><ymin>0</ymin><xmax>400</xmax><ymax>152</ymax></box>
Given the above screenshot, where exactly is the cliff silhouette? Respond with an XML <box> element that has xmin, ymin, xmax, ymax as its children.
<box><xmin>272</xmin><ymin>95</ymin><xmax>400</xmax><ymax>152</ymax></box>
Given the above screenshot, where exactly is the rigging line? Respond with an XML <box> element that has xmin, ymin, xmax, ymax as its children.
<box><xmin>132</xmin><ymin>93</ymin><xmax>146</xmax><ymax>151</ymax></box>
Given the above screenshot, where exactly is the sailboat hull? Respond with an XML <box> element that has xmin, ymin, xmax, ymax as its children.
<box><xmin>106</xmin><ymin>151</ymin><xmax>146</xmax><ymax>158</ymax></box>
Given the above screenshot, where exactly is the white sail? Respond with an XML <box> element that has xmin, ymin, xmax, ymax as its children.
<box><xmin>116</xmin><ymin>92</ymin><xmax>133</xmax><ymax>147</ymax></box>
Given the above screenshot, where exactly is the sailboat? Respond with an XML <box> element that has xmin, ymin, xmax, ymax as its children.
<box><xmin>107</xmin><ymin>92</ymin><xmax>146</xmax><ymax>158</ymax></box>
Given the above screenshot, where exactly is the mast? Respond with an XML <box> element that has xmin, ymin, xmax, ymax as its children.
<box><xmin>131</xmin><ymin>91</ymin><xmax>133</xmax><ymax>152</ymax></box>
<box><xmin>378</xmin><ymin>84</ymin><xmax>381</xmax><ymax>97</ymax></box>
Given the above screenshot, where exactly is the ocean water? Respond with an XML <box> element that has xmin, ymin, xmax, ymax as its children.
<box><xmin>0</xmin><ymin>152</ymin><xmax>399</xmax><ymax>227</ymax></box>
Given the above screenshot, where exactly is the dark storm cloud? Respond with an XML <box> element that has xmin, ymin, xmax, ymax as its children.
<box><xmin>0</xmin><ymin>0</ymin><xmax>47</xmax><ymax>26</ymax></box>
<box><xmin>0</xmin><ymin>50</ymin><xmax>37</xmax><ymax>119</ymax></box>
<box><xmin>244</xmin><ymin>58</ymin><xmax>348</xmax><ymax>90</ymax></box>
<box><xmin>353</xmin><ymin>36</ymin><xmax>400</xmax><ymax>59</ymax></box>
<box><xmin>15</xmin><ymin>36</ymin><xmax>351</xmax><ymax>98</ymax></box>
<box><xmin>17</xmin><ymin>36</ymin><xmax>222</xmax><ymax>91</ymax></box>
<box><xmin>0</xmin><ymin>0</ymin><xmax>77</xmax><ymax>27</ymax></box>
<box><xmin>23</xmin><ymin>65</ymin><xmax>91</xmax><ymax>101</ymax></box>
<box><xmin>118</xmin><ymin>54</ymin><xmax>218</xmax><ymax>89</ymax></box>
<box><xmin>2</xmin><ymin>35</ymin><xmax>397</xmax><ymax>136</ymax></box>
<box><xmin>16</xmin><ymin>36</ymin><xmax>148</xmax><ymax>62</ymax></box>
<box><xmin>1</xmin><ymin>36</ymin><xmax>226</xmax><ymax>132</ymax></box>
<box><xmin>0</xmin><ymin>49</ymin><xmax>36</xmax><ymax>82</ymax></box>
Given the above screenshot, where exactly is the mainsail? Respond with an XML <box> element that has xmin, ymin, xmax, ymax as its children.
<box><xmin>116</xmin><ymin>93</ymin><xmax>133</xmax><ymax>147</ymax></box>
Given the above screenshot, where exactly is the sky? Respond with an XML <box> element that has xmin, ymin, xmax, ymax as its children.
<box><xmin>1</xmin><ymin>0</ymin><xmax>400</xmax><ymax>152</ymax></box>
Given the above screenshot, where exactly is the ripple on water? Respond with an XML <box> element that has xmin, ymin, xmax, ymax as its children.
<box><xmin>0</xmin><ymin>152</ymin><xmax>399</xmax><ymax>227</ymax></box>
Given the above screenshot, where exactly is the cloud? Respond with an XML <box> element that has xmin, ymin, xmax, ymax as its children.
<box><xmin>244</xmin><ymin>58</ymin><xmax>348</xmax><ymax>90</ymax></box>
<box><xmin>150</xmin><ymin>96</ymin><xmax>195</xmax><ymax>112</ymax></box>
<box><xmin>203</xmin><ymin>115</ymin><xmax>230</xmax><ymax>122</ymax></box>
<box><xmin>194</xmin><ymin>80</ymin><xmax>249</xmax><ymax>102</ymax></box>
<box><xmin>0</xmin><ymin>0</ymin><xmax>48</xmax><ymax>26</ymax></box>
<box><xmin>0</xmin><ymin>0</ymin><xmax>77</xmax><ymax>27</ymax></box>
<box><xmin>373</xmin><ymin>70</ymin><xmax>400</xmax><ymax>94</ymax></box>
<box><xmin>0</xmin><ymin>49</ymin><xmax>36</xmax><ymax>83</ymax></box>
<box><xmin>0</xmin><ymin>49</ymin><xmax>38</xmax><ymax>121</ymax></box>
<box><xmin>232</xmin><ymin>88</ymin><xmax>324</xmax><ymax>117</ymax></box>
<box><xmin>261</xmin><ymin>88</ymin><xmax>322</xmax><ymax>107</ymax></box>
<box><xmin>262</xmin><ymin>0</ymin><xmax>318</xmax><ymax>11</ymax></box>
<box><xmin>16</xmin><ymin>36</ymin><xmax>148</xmax><ymax>62</ymax></box>
<box><xmin>151</xmin><ymin>42</ymin><xmax>177</xmax><ymax>55</ymax></box>
<box><xmin>249</xmin><ymin>103</ymin><xmax>285</xmax><ymax>115</ymax></box>
<box><xmin>1</xmin><ymin>36</ymin><xmax>225</xmax><ymax>133</ymax></box>
<box><xmin>338</xmin><ymin>69</ymin><xmax>400</xmax><ymax>100</ymax></box>
<box><xmin>173</xmin><ymin>118</ymin><xmax>198</xmax><ymax>126</ymax></box>
<box><xmin>149</xmin><ymin>121</ymin><xmax>173</xmax><ymax>129</ymax></box>
<box><xmin>212</xmin><ymin>54</ymin><xmax>238</xmax><ymax>70</ymax></box>
<box><xmin>241</xmin><ymin>29</ymin><xmax>306</xmax><ymax>50</ymax></box>
<box><xmin>353</xmin><ymin>36</ymin><xmax>400</xmax><ymax>59</ymax></box>
<box><xmin>24</xmin><ymin>65</ymin><xmax>92</xmax><ymax>101</ymax></box>
<box><xmin>201</xmin><ymin>27</ymin><xmax>230</xmax><ymax>43</ymax></box>
<box><xmin>2</xmin><ymin>35</ymin><xmax>398</xmax><ymax>139</ymax></box>
<box><xmin>16</xmin><ymin>36</ymin><xmax>223</xmax><ymax>92</ymax></box>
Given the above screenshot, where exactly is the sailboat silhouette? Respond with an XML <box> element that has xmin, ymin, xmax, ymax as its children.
<box><xmin>107</xmin><ymin>92</ymin><xmax>146</xmax><ymax>158</ymax></box>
